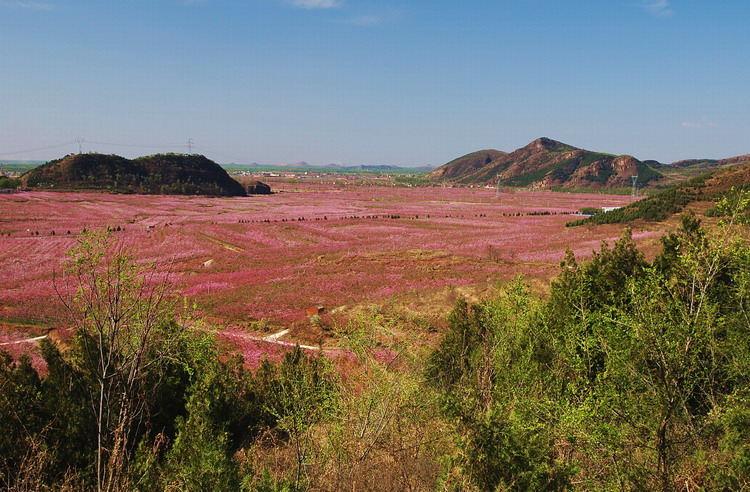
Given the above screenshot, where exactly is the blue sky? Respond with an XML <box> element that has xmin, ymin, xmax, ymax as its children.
<box><xmin>1</xmin><ymin>0</ymin><xmax>748</xmax><ymax>166</ymax></box>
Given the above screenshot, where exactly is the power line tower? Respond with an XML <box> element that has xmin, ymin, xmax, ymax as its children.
<box><xmin>76</xmin><ymin>136</ymin><xmax>85</xmax><ymax>154</ymax></box>
<box><xmin>496</xmin><ymin>173</ymin><xmax>503</xmax><ymax>198</ymax></box>
<box><xmin>187</xmin><ymin>139</ymin><xmax>194</xmax><ymax>154</ymax></box>
<box><xmin>631</xmin><ymin>175</ymin><xmax>639</xmax><ymax>197</ymax></box>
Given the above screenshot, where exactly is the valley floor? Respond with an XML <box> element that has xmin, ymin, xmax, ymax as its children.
<box><xmin>0</xmin><ymin>183</ymin><xmax>647</xmax><ymax>359</ymax></box>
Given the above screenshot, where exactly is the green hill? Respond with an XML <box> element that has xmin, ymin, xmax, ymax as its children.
<box><xmin>21</xmin><ymin>153</ymin><xmax>247</xmax><ymax>196</ymax></box>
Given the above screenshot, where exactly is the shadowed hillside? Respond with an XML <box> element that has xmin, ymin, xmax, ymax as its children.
<box><xmin>21</xmin><ymin>153</ymin><xmax>247</xmax><ymax>196</ymax></box>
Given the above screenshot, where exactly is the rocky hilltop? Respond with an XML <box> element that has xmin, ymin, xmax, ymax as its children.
<box><xmin>21</xmin><ymin>153</ymin><xmax>247</xmax><ymax>196</ymax></box>
<box><xmin>430</xmin><ymin>138</ymin><xmax>662</xmax><ymax>190</ymax></box>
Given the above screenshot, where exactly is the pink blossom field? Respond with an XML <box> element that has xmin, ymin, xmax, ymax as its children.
<box><xmin>0</xmin><ymin>183</ymin><xmax>662</xmax><ymax>357</ymax></box>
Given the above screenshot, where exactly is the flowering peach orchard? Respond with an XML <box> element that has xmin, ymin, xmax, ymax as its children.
<box><xmin>0</xmin><ymin>183</ymin><xmax>656</xmax><ymax>359</ymax></box>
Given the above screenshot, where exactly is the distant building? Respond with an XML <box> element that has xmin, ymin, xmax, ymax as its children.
<box><xmin>602</xmin><ymin>206</ymin><xmax>621</xmax><ymax>213</ymax></box>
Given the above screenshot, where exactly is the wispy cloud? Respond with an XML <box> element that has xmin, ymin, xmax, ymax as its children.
<box><xmin>682</xmin><ymin>120</ymin><xmax>718</xmax><ymax>129</ymax></box>
<box><xmin>336</xmin><ymin>14</ymin><xmax>381</xmax><ymax>26</ymax></box>
<box><xmin>0</xmin><ymin>0</ymin><xmax>56</xmax><ymax>10</ymax></box>
<box><xmin>289</xmin><ymin>0</ymin><xmax>341</xmax><ymax>9</ymax></box>
<box><xmin>643</xmin><ymin>0</ymin><xmax>673</xmax><ymax>17</ymax></box>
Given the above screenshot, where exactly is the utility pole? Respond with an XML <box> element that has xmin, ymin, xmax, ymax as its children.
<box><xmin>631</xmin><ymin>175</ymin><xmax>639</xmax><ymax>198</ymax></box>
<box><xmin>496</xmin><ymin>173</ymin><xmax>503</xmax><ymax>198</ymax></box>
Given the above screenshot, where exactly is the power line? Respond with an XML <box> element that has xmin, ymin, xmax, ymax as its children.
<box><xmin>0</xmin><ymin>139</ymin><xmax>252</xmax><ymax>163</ymax></box>
<box><xmin>0</xmin><ymin>141</ymin><xmax>76</xmax><ymax>158</ymax></box>
<box><xmin>85</xmin><ymin>140</ymin><xmax>188</xmax><ymax>149</ymax></box>
<box><xmin>191</xmin><ymin>144</ymin><xmax>255</xmax><ymax>164</ymax></box>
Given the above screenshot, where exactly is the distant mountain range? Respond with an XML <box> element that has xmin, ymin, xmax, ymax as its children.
<box><xmin>277</xmin><ymin>161</ymin><xmax>310</xmax><ymax>168</ymax></box>
<box><xmin>429</xmin><ymin>137</ymin><xmax>748</xmax><ymax>191</ymax></box>
<box><xmin>223</xmin><ymin>162</ymin><xmax>435</xmax><ymax>171</ymax></box>
<box><xmin>323</xmin><ymin>164</ymin><xmax>430</xmax><ymax>171</ymax></box>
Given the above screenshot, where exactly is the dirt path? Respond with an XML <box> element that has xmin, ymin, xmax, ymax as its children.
<box><xmin>199</xmin><ymin>233</ymin><xmax>246</xmax><ymax>252</ymax></box>
<box><xmin>262</xmin><ymin>329</ymin><xmax>290</xmax><ymax>342</ymax></box>
<box><xmin>218</xmin><ymin>328</ymin><xmax>322</xmax><ymax>351</ymax></box>
<box><xmin>1</xmin><ymin>328</ymin><xmax>325</xmax><ymax>353</ymax></box>
<box><xmin>0</xmin><ymin>334</ymin><xmax>48</xmax><ymax>346</ymax></box>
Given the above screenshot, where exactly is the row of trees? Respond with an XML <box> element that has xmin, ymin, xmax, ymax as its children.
<box><xmin>2</xmin><ymin>203</ymin><xmax>750</xmax><ymax>490</ymax></box>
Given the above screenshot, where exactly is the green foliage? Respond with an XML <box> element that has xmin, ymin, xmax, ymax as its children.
<box><xmin>458</xmin><ymin>410</ymin><xmax>570</xmax><ymax>491</ymax></box>
<box><xmin>0</xmin><ymin>176</ymin><xmax>20</xmax><ymax>189</ymax></box>
<box><xmin>149</xmin><ymin>343</ymin><xmax>242</xmax><ymax>491</ymax></box>
<box><xmin>38</xmin><ymin>339</ymin><xmax>98</xmax><ymax>481</ymax></box>
<box><xmin>428</xmin><ymin>279</ymin><xmax>573</xmax><ymax>490</ymax></box>
<box><xmin>505</xmin><ymin>163</ymin><xmax>559</xmax><ymax>187</ymax></box>
<box><xmin>0</xmin><ymin>352</ymin><xmax>46</xmax><ymax>485</ymax></box>
<box><xmin>705</xmin><ymin>186</ymin><xmax>750</xmax><ymax>225</ymax></box>
<box><xmin>394</xmin><ymin>175</ymin><xmax>430</xmax><ymax>186</ymax></box>
<box><xmin>635</xmin><ymin>160</ymin><xmax>664</xmax><ymax>183</ymax></box>
<box><xmin>429</xmin><ymin>217</ymin><xmax>750</xmax><ymax>489</ymax></box>
<box><xmin>567</xmin><ymin>186</ymin><xmax>698</xmax><ymax>225</ymax></box>
<box><xmin>260</xmin><ymin>347</ymin><xmax>340</xmax><ymax>489</ymax></box>
<box><xmin>568</xmin><ymin>172</ymin><xmax>713</xmax><ymax>226</ymax></box>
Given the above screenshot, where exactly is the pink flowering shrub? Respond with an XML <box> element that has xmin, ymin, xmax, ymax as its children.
<box><xmin>0</xmin><ymin>185</ymin><xmax>646</xmax><ymax>363</ymax></box>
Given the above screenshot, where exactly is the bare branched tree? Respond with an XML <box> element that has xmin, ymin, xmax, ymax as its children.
<box><xmin>55</xmin><ymin>231</ymin><xmax>181</xmax><ymax>492</ymax></box>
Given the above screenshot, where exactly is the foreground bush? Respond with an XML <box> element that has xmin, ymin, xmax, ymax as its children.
<box><xmin>1</xmin><ymin>231</ymin><xmax>441</xmax><ymax>491</ymax></box>
<box><xmin>429</xmin><ymin>214</ymin><xmax>750</xmax><ymax>490</ymax></box>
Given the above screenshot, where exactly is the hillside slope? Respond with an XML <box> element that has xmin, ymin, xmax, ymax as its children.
<box><xmin>568</xmin><ymin>158</ymin><xmax>750</xmax><ymax>226</ymax></box>
<box><xmin>430</xmin><ymin>138</ymin><xmax>662</xmax><ymax>190</ymax></box>
<box><xmin>652</xmin><ymin>153</ymin><xmax>750</xmax><ymax>185</ymax></box>
<box><xmin>428</xmin><ymin>150</ymin><xmax>507</xmax><ymax>181</ymax></box>
<box><xmin>21</xmin><ymin>153</ymin><xmax>247</xmax><ymax>196</ymax></box>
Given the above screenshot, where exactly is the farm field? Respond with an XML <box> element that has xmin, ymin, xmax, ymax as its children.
<box><xmin>0</xmin><ymin>182</ymin><xmax>653</xmax><ymax>355</ymax></box>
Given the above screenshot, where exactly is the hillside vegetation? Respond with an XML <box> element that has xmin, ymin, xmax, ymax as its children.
<box><xmin>21</xmin><ymin>153</ymin><xmax>247</xmax><ymax>196</ymax></box>
<box><xmin>653</xmin><ymin>153</ymin><xmax>750</xmax><ymax>185</ymax></box>
<box><xmin>428</xmin><ymin>149</ymin><xmax>508</xmax><ymax>181</ymax></box>
<box><xmin>568</xmin><ymin>159</ymin><xmax>750</xmax><ymax>226</ymax></box>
